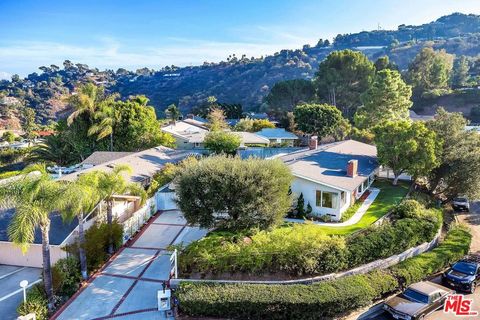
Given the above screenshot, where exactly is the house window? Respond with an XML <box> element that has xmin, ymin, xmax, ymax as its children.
<box><xmin>316</xmin><ymin>191</ymin><xmax>338</xmax><ymax>209</ymax></box>
<box><xmin>341</xmin><ymin>191</ymin><xmax>346</xmax><ymax>205</ymax></box>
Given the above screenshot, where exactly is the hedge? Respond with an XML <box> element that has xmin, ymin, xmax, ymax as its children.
<box><xmin>176</xmin><ymin>225</ymin><xmax>471</xmax><ymax>320</ymax></box>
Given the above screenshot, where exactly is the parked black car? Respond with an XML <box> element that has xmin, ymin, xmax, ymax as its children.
<box><xmin>442</xmin><ymin>256</ymin><xmax>480</xmax><ymax>293</ymax></box>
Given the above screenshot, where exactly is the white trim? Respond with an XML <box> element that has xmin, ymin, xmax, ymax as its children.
<box><xmin>293</xmin><ymin>173</ymin><xmax>351</xmax><ymax>193</ymax></box>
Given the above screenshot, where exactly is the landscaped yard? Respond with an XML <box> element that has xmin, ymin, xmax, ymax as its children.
<box><xmin>315</xmin><ymin>179</ymin><xmax>410</xmax><ymax>235</ymax></box>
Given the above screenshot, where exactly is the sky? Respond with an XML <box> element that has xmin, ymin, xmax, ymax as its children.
<box><xmin>0</xmin><ymin>0</ymin><xmax>479</xmax><ymax>79</ymax></box>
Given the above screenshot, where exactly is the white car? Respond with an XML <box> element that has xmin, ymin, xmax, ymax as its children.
<box><xmin>453</xmin><ymin>197</ymin><xmax>470</xmax><ymax>212</ymax></box>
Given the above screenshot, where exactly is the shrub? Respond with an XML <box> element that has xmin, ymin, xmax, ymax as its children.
<box><xmin>390</xmin><ymin>224</ymin><xmax>471</xmax><ymax>287</ymax></box>
<box><xmin>391</xmin><ymin>199</ymin><xmax>425</xmax><ymax>219</ymax></box>
<box><xmin>175</xmin><ymin>156</ymin><xmax>293</xmax><ymax>230</ymax></box>
<box><xmin>17</xmin><ymin>284</ymin><xmax>48</xmax><ymax>320</ymax></box>
<box><xmin>65</xmin><ymin>222</ymin><xmax>123</xmax><ymax>272</ymax></box>
<box><xmin>180</xmin><ymin>223</ymin><xmax>347</xmax><ymax>276</ymax></box>
<box><xmin>177</xmin><ymin>271</ymin><xmax>397</xmax><ymax>320</ymax></box>
<box><xmin>176</xmin><ymin>226</ymin><xmax>471</xmax><ymax>320</ymax></box>
<box><xmin>0</xmin><ymin>170</ymin><xmax>20</xmax><ymax>180</ymax></box>
<box><xmin>51</xmin><ymin>257</ymin><xmax>82</xmax><ymax>297</ymax></box>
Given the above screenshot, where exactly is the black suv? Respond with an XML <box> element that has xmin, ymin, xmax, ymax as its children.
<box><xmin>442</xmin><ymin>256</ymin><xmax>480</xmax><ymax>293</ymax></box>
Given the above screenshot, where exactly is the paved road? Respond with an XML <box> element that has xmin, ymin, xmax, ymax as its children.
<box><xmin>0</xmin><ymin>265</ymin><xmax>41</xmax><ymax>320</ymax></box>
<box><xmin>358</xmin><ymin>201</ymin><xmax>480</xmax><ymax>320</ymax></box>
<box><xmin>55</xmin><ymin>210</ymin><xmax>207</xmax><ymax>320</ymax></box>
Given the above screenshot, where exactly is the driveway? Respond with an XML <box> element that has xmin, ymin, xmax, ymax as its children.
<box><xmin>0</xmin><ymin>265</ymin><xmax>42</xmax><ymax>320</ymax></box>
<box><xmin>355</xmin><ymin>201</ymin><xmax>480</xmax><ymax>320</ymax></box>
<box><xmin>54</xmin><ymin>210</ymin><xmax>207</xmax><ymax>320</ymax></box>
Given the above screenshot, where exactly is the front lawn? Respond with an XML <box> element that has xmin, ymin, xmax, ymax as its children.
<box><xmin>315</xmin><ymin>180</ymin><xmax>410</xmax><ymax>235</ymax></box>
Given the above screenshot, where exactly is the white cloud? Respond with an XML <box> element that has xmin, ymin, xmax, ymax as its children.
<box><xmin>0</xmin><ymin>30</ymin><xmax>313</xmax><ymax>77</ymax></box>
<box><xmin>0</xmin><ymin>71</ymin><xmax>12</xmax><ymax>80</ymax></box>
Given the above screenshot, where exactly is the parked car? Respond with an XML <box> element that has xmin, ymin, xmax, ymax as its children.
<box><xmin>383</xmin><ymin>281</ymin><xmax>453</xmax><ymax>320</ymax></box>
<box><xmin>452</xmin><ymin>197</ymin><xmax>470</xmax><ymax>212</ymax></box>
<box><xmin>442</xmin><ymin>256</ymin><xmax>480</xmax><ymax>293</ymax></box>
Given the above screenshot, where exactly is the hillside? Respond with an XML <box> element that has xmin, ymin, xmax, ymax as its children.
<box><xmin>1</xmin><ymin>13</ymin><xmax>480</xmax><ymax>125</ymax></box>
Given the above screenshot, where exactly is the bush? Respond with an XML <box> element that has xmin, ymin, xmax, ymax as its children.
<box><xmin>177</xmin><ymin>271</ymin><xmax>397</xmax><ymax>320</ymax></box>
<box><xmin>390</xmin><ymin>224</ymin><xmax>471</xmax><ymax>287</ymax></box>
<box><xmin>176</xmin><ymin>226</ymin><xmax>471</xmax><ymax>320</ymax></box>
<box><xmin>0</xmin><ymin>170</ymin><xmax>20</xmax><ymax>180</ymax></box>
<box><xmin>52</xmin><ymin>257</ymin><xmax>82</xmax><ymax>297</ymax></box>
<box><xmin>17</xmin><ymin>284</ymin><xmax>48</xmax><ymax>320</ymax></box>
<box><xmin>65</xmin><ymin>222</ymin><xmax>123</xmax><ymax>272</ymax></box>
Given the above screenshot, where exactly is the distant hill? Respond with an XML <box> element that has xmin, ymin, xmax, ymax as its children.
<box><xmin>1</xmin><ymin>12</ymin><xmax>480</xmax><ymax>125</ymax></box>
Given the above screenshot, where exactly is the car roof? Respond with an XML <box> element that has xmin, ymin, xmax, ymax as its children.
<box><xmin>409</xmin><ymin>281</ymin><xmax>450</xmax><ymax>295</ymax></box>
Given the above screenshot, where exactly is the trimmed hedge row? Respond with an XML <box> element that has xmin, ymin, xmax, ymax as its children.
<box><xmin>176</xmin><ymin>225</ymin><xmax>471</xmax><ymax>320</ymax></box>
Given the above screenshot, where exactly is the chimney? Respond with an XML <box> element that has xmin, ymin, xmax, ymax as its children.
<box><xmin>347</xmin><ymin>160</ymin><xmax>358</xmax><ymax>177</ymax></box>
<box><xmin>309</xmin><ymin>136</ymin><xmax>318</xmax><ymax>150</ymax></box>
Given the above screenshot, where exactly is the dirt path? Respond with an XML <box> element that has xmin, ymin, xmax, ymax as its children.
<box><xmin>455</xmin><ymin>201</ymin><xmax>480</xmax><ymax>254</ymax></box>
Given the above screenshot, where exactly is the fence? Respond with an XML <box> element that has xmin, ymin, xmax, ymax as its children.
<box><xmin>122</xmin><ymin>197</ymin><xmax>157</xmax><ymax>244</ymax></box>
<box><xmin>170</xmin><ymin>227</ymin><xmax>441</xmax><ymax>287</ymax></box>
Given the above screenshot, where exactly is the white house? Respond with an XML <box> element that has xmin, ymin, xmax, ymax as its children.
<box><xmin>279</xmin><ymin>140</ymin><xmax>379</xmax><ymax>221</ymax></box>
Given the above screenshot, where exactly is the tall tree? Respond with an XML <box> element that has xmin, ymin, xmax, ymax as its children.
<box><xmin>426</xmin><ymin>108</ymin><xmax>480</xmax><ymax>202</ymax></box>
<box><xmin>0</xmin><ymin>164</ymin><xmax>64</xmax><ymax>309</ymax></box>
<box><xmin>293</xmin><ymin>103</ymin><xmax>344</xmax><ymax>138</ymax></box>
<box><xmin>374</xmin><ymin>120</ymin><xmax>439</xmax><ymax>185</ymax></box>
<box><xmin>59</xmin><ymin>174</ymin><xmax>100</xmax><ymax>280</ymax></box>
<box><xmin>406</xmin><ymin>47</ymin><xmax>454</xmax><ymax>96</ymax></box>
<box><xmin>22</xmin><ymin>107</ymin><xmax>38</xmax><ymax>142</ymax></box>
<box><xmin>355</xmin><ymin>69</ymin><xmax>413</xmax><ymax>129</ymax></box>
<box><xmin>88</xmin><ymin>102</ymin><xmax>115</xmax><ymax>151</ymax></box>
<box><xmin>165</xmin><ymin>103</ymin><xmax>181</xmax><ymax>124</ymax></box>
<box><xmin>204</xmin><ymin>131</ymin><xmax>241</xmax><ymax>155</ymax></box>
<box><xmin>207</xmin><ymin>107</ymin><xmax>229</xmax><ymax>131</ymax></box>
<box><xmin>374</xmin><ymin>56</ymin><xmax>398</xmax><ymax>72</ymax></box>
<box><xmin>66</xmin><ymin>83</ymin><xmax>113</xmax><ymax>126</ymax></box>
<box><xmin>451</xmin><ymin>55</ymin><xmax>470</xmax><ymax>88</ymax></box>
<box><xmin>315</xmin><ymin>50</ymin><xmax>375</xmax><ymax>118</ymax></box>
<box><xmin>264</xmin><ymin>79</ymin><xmax>316</xmax><ymax>116</ymax></box>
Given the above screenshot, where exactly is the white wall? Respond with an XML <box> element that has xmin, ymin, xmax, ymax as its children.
<box><xmin>291</xmin><ymin>177</ymin><xmax>350</xmax><ymax>221</ymax></box>
<box><xmin>0</xmin><ymin>242</ymin><xmax>67</xmax><ymax>268</ymax></box>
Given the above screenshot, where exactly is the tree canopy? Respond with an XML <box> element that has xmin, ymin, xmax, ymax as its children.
<box><xmin>204</xmin><ymin>131</ymin><xmax>241</xmax><ymax>155</ymax></box>
<box><xmin>374</xmin><ymin>120</ymin><xmax>439</xmax><ymax>185</ymax></box>
<box><xmin>293</xmin><ymin>103</ymin><xmax>344</xmax><ymax>138</ymax></box>
<box><xmin>406</xmin><ymin>47</ymin><xmax>454</xmax><ymax>97</ymax></box>
<box><xmin>264</xmin><ymin>79</ymin><xmax>316</xmax><ymax>116</ymax></box>
<box><xmin>426</xmin><ymin>108</ymin><xmax>480</xmax><ymax>201</ymax></box>
<box><xmin>355</xmin><ymin>69</ymin><xmax>412</xmax><ymax>129</ymax></box>
<box><xmin>174</xmin><ymin>156</ymin><xmax>293</xmax><ymax>230</ymax></box>
<box><xmin>233</xmin><ymin>118</ymin><xmax>275</xmax><ymax>132</ymax></box>
<box><xmin>315</xmin><ymin>50</ymin><xmax>375</xmax><ymax>118</ymax></box>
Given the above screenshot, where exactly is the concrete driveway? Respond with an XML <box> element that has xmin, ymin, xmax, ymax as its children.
<box><xmin>0</xmin><ymin>265</ymin><xmax>42</xmax><ymax>320</ymax></box>
<box><xmin>356</xmin><ymin>201</ymin><xmax>480</xmax><ymax>320</ymax></box>
<box><xmin>54</xmin><ymin>210</ymin><xmax>207</xmax><ymax>320</ymax></box>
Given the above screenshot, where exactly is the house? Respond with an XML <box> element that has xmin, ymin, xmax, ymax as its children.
<box><xmin>161</xmin><ymin>120</ymin><xmax>270</xmax><ymax>149</ymax></box>
<box><xmin>409</xmin><ymin>110</ymin><xmax>434</xmax><ymax>122</ymax></box>
<box><xmin>161</xmin><ymin>120</ymin><xmax>208</xmax><ymax>149</ymax></box>
<box><xmin>279</xmin><ymin>139</ymin><xmax>378</xmax><ymax>221</ymax></box>
<box><xmin>256</xmin><ymin>128</ymin><xmax>298</xmax><ymax>146</ymax></box>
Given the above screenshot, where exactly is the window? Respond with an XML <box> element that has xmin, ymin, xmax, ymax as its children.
<box><xmin>316</xmin><ymin>191</ymin><xmax>338</xmax><ymax>209</ymax></box>
<box><xmin>341</xmin><ymin>191</ymin><xmax>346</xmax><ymax>205</ymax></box>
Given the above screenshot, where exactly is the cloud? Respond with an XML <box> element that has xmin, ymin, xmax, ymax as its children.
<box><xmin>0</xmin><ymin>71</ymin><xmax>12</xmax><ymax>80</ymax></box>
<box><xmin>0</xmin><ymin>31</ymin><xmax>314</xmax><ymax>77</ymax></box>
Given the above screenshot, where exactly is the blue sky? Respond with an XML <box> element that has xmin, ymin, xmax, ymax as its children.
<box><xmin>1</xmin><ymin>0</ymin><xmax>479</xmax><ymax>79</ymax></box>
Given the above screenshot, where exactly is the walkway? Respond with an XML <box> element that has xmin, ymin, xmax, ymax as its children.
<box><xmin>285</xmin><ymin>188</ymin><xmax>380</xmax><ymax>227</ymax></box>
<box><xmin>54</xmin><ymin>210</ymin><xmax>208</xmax><ymax>320</ymax></box>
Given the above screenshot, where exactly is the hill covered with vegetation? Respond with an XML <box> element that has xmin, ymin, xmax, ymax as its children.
<box><xmin>1</xmin><ymin>12</ymin><xmax>480</xmax><ymax>125</ymax></box>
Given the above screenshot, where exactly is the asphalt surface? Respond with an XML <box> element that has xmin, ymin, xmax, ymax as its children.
<box><xmin>0</xmin><ymin>265</ymin><xmax>42</xmax><ymax>320</ymax></box>
<box><xmin>358</xmin><ymin>201</ymin><xmax>480</xmax><ymax>320</ymax></box>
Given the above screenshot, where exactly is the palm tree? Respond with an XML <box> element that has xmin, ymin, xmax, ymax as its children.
<box><xmin>0</xmin><ymin>164</ymin><xmax>64</xmax><ymax>310</ymax></box>
<box><xmin>66</xmin><ymin>83</ymin><xmax>104</xmax><ymax>126</ymax></box>
<box><xmin>58</xmin><ymin>174</ymin><xmax>100</xmax><ymax>280</ymax></box>
<box><xmin>166</xmin><ymin>104</ymin><xmax>181</xmax><ymax>124</ymax></box>
<box><xmin>89</xmin><ymin>165</ymin><xmax>146</xmax><ymax>253</ymax></box>
<box><xmin>88</xmin><ymin>103</ymin><xmax>115</xmax><ymax>151</ymax></box>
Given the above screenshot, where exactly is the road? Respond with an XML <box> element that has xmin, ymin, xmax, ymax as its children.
<box><xmin>0</xmin><ymin>265</ymin><xmax>41</xmax><ymax>320</ymax></box>
<box><xmin>357</xmin><ymin>201</ymin><xmax>480</xmax><ymax>320</ymax></box>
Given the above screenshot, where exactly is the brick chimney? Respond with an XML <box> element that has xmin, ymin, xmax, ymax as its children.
<box><xmin>347</xmin><ymin>160</ymin><xmax>358</xmax><ymax>177</ymax></box>
<box><xmin>309</xmin><ymin>136</ymin><xmax>318</xmax><ymax>150</ymax></box>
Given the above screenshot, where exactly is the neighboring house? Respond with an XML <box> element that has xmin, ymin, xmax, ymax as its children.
<box><xmin>256</xmin><ymin>128</ymin><xmax>298</xmax><ymax>146</ymax></box>
<box><xmin>161</xmin><ymin>120</ymin><xmax>270</xmax><ymax>149</ymax></box>
<box><xmin>409</xmin><ymin>110</ymin><xmax>434</xmax><ymax>122</ymax></box>
<box><xmin>161</xmin><ymin>120</ymin><xmax>209</xmax><ymax>149</ymax></box>
<box><xmin>279</xmin><ymin>140</ymin><xmax>379</xmax><ymax>221</ymax></box>
<box><xmin>183</xmin><ymin>115</ymin><xmax>209</xmax><ymax>129</ymax></box>
<box><xmin>81</xmin><ymin>151</ymin><xmax>134</xmax><ymax>166</ymax></box>
<box><xmin>234</xmin><ymin>132</ymin><xmax>270</xmax><ymax>147</ymax></box>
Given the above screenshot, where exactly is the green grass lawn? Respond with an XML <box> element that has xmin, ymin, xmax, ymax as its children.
<box><xmin>315</xmin><ymin>180</ymin><xmax>410</xmax><ymax>235</ymax></box>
